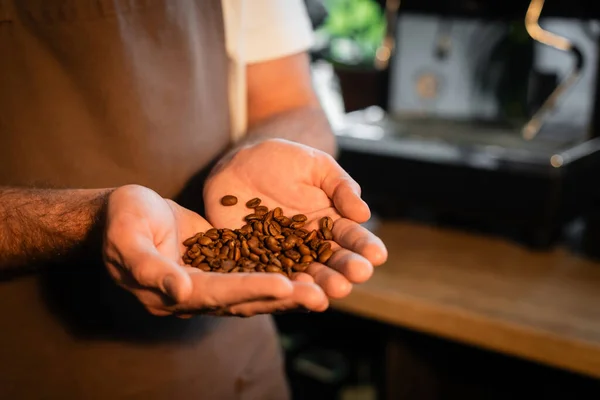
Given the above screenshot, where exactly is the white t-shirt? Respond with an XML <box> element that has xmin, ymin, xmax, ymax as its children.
<box><xmin>222</xmin><ymin>0</ymin><xmax>315</xmax><ymax>141</ymax></box>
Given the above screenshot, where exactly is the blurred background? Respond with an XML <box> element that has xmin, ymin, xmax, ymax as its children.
<box><xmin>275</xmin><ymin>0</ymin><xmax>600</xmax><ymax>398</ymax></box>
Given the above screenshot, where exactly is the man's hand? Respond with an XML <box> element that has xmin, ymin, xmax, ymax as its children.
<box><xmin>103</xmin><ymin>184</ymin><xmax>328</xmax><ymax>317</ymax></box>
<box><xmin>203</xmin><ymin>139</ymin><xmax>388</xmax><ymax>302</ymax></box>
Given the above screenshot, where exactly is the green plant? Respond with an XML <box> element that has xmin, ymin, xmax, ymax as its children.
<box><xmin>318</xmin><ymin>0</ymin><xmax>386</xmax><ymax>67</ymax></box>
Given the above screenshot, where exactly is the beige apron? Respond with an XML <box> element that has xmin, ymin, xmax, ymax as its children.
<box><xmin>0</xmin><ymin>1</ymin><xmax>288</xmax><ymax>398</ymax></box>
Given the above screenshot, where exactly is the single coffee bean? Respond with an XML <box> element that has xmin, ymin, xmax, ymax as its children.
<box><xmin>322</xmin><ymin>228</ymin><xmax>333</xmax><ymax>241</ymax></box>
<box><xmin>205</xmin><ymin>228</ymin><xmax>220</xmax><ymax>240</ymax></box>
<box><xmin>198</xmin><ymin>236</ymin><xmax>213</xmax><ymax>246</ymax></box>
<box><xmin>245</xmin><ymin>213</ymin><xmax>261</xmax><ymax>222</ymax></box>
<box><xmin>277</xmin><ymin>216</ymin><xmax>292</xmax><ymax>227</ymax></box>
<box><xmin>266</xmin><ymin>265</ymin><xmax>281</xmax><ymax>273</ymax></box>
<box><xmin>273</xmin><ymin>207</ymin><xmax>283</xmax><ymax>218</ymax></box>
<box><xmin>290</xmin><ymin>221</ymin><xmax>305</xmax><ymax>229</ymax></box>
<box><xmin>186</xmin><ymin>249</ymin><xmax>199</xmax><ymax>259</ymax></box>
<box><xmin>298</xmin><ymin>244</ymin><xmax>311</xmax><ymax>256</ymax></box>
<box><xmin>320</xmin><ymin>216</ymin><xmax>334</xmax><ymax>231</ymax></box>
<box><xmin>305</xmin><ymin>230</ymin><xmax>317</xmax><ymax>242</ymax></box>
<box><xmin>295</xmin><ymin>229</ymin><xmax>309</xmax><ymax>239</ymax></box>
<box><xmin>271</xmin><ymin>257</ymin><xmax>283</xmax><ymax>268</ymax></box>
<box><xmin>292</xmin><ymin>214</ymin><xmax>308</xmax><ymax>223</ymax></box>
<box><xmin>318</xmin><ymin>242</ymin><xmax>331</xmax><ymax>255</ymax></box>
<box><xmin>301</xmin><ymin>255</ymin><xmax>314</xmax><ymax>263</ymax></box>
<box><xmin>222</xmin><ymin>259</ymin><xmax>236</xmax><ymax>271</ymax></box>
<box><xmin>280</xmin><ymin>256</ymin><xmax>295</xmax><ymax>269</ymax></box>
<box><xmin>197</xmin><ymin>263</ymin><xmax>211</xmax><ymax>272</ymax></box>
<box><xmin>191</xmin><ymin>255</ymin><xmax>206</xmax><ymax>267</ymax></box>
<box><xmin>246</xmin><ymin>197</ymin><xmax>261</xmax><ymax>208</ymax></box>
<box><xmin>221</xmin><ymin>195</ymin><xmax>238</xmax><ymax>206</ymax></box>
<box><xmin>284</xmin><ymin>250</ymin><xmax>301</xmax><ymax>262</ymax></box>
<box><xmin>260</xmin><ymin>253</ymin><xmax>269</xmax><ymax>264</ymax></box>
<box><xmin>182</xmin><ymin>255</ymin><xmax>192</xmax><ymax>264</ymax></box>
<box><xmin>230</xmin><ymin>267</ymin><xmax>241</xmax><ymax>273</ymax></box>
<box><xmin>292</xmin><ymin>263</ymin><xmax>310</xmax><ymax>272</ymax></box>
<box><xmin>249</xmin><ymin>253</ymin><xmax>260</xmax><ymax>262</ymax></box>
<box><xmin>268</xmin><ymin>222</ymin><xmax>281</xmax><ymax>236</ymax></box>
<box><xmin>201</xmin><ymin>247</ymin><xmax>216</xmax><ymax>258</ymax></box>
<box><xmin>255</xmin><ymin>205</ymin><xmax>269</xmax><ymax>215</ymax></box>
<box><xmin>318</xmin><ymin>249</ymin><xmax>333</xmax><ymax>263</ymax></box>
<box><xmin>253</xmin><ymin>221</ymin><xmax>264</xmax><ymax>235</ymax></box>
<box><xmin>183</xmin><ymin>236</ymin><xmax>198</xmax><ymax>247</ymax></box>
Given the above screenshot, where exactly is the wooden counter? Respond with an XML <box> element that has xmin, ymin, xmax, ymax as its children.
<box><xmin>331</xmin><ymin>221</ymin><xmax>600</xmax><ymax>379</ymax></box>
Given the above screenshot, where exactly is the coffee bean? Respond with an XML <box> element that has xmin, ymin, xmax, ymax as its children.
<box><xmin>255</xmin><ymin>206</ymin><xmax>269</xmax><ymax>215</ymax></box>
<box><xmin>246</xmin><ymin>198</ymin><xmax>261</xmax><ymax>208</ymax></box>
<box><xmin>292</xmin><ymin>214</ymin><xmax>308</xmax><ymax>223</ymax></box>
<box><xmin>245</xmin><ymin>213</ymin><xmax>261</xmax><ymax>222</ymax></box>
<box><xmin>181</xmin><ymin>198</ymin><xmax>340</xmax><ymax>279</ymax></box>
<box><xmin>318</xmin><ymin>249</ymin><xmax>333</xmax><ymax>263</ymax></box>
<box><xmin>293</xmin><ymin>263</ymin><xmax>310</xmax><ymax>272</ymax></box>
<box><xmin>183</xmin><ymin>236</ymin><xmax>199</xmax><ymax>247</ymax></box>
<box><xmin>290</xmin><ymin>221</ymin><xmax>305</xmax><ymax>229</ymax></box>
<box><xmin>278</xmin><ymin>216</ymin><xmax>292</xmax><ymax>227</ymax></box>
<box><xmin>205</xmin><ymin>229</ymin><xmax>220</xmax><ymax>240</ymax></box>
<box><xmin>221</xmin><ymin>195</ymin><xmax>238</xmax><ymax>206</ymax></box>
<box><xmin>301</xmin><ymin>255</ymin><xmax>314</xmax><ymax>263</ymax></box>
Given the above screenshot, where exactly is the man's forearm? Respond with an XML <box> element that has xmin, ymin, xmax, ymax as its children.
<box><xmin>0</xmin><ymin>187</ymin><xmax>112</xmax><ymax>273</ymax></box>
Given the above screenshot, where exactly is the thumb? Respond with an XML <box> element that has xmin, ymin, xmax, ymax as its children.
<box><xmin>319</xmin><ymin>155</ymin><xmax>371</xmax><ymax>223</ymax></box>
<box><xmin>124</xmin><ymin>238</ymin><xmax>194</xmax><ymax>304</ymax></box>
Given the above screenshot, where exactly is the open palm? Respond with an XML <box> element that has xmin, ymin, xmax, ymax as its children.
<box><xmin>203</xmin><ymin>139</ymin><xmax>387</xmax><ymax>299</ymax></box>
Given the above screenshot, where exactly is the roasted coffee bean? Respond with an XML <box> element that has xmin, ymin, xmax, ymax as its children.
<box><xmin>318</xmin><ymin>242</ymin><xmax>331</xmax><ymax>255</ymax></box>
<box><xmin>293</xmin><ymin>262</ymin><xmax>310</xmax><ymax>272</ymax></box>
<box><xmin>295</xmin><ymin>229</ymin><xmax>309</xmax><ymax>239</ymax></box>
<box><xmin>201</xmin><ymin>247</ymin><xmax>216</xmax><ymax>258</ymax></box>
<box><xmin>266</xmin><ymin>265</ymin><xmax>281</xmax><ymax>273</ymax></box>
<box><xmin>191</xmin><ymin>255</ymin><xmax>206</xmax><ymax>267</ymax></box>
<box><xmin>221</xmin><ymin>195</ymin><xmax>238</xmax><ymax>206</ymax></box>
<box><xmin>255</xmin><ymin>205</ymin><xmax>269</xmax><ymax>215</ymax></box>
<box><xmin>292</xmin><ymin>214</ymin><xmax>308</xmax><ymax>223</ymax></box>
<box><xmin>198</xmin><ymin>236</ymin><xmax>213</xmax><ymax>246</ymax></box>
<box><xmin>205</xmin><ymin>228</ymin><xmax>220</xmax><ymax>240</ymax></box>
<box><xmin>182</xmin><ymin>197</ymin><xmax>342</xmax><ymax>279</ymax></box>
<box><xmin>298</xmin><ymin>244</ymin><xmax>311</xmax><ymax>256</ymax></box>
<box><xmin>246</xmin><ymin>197</ymin><xmax>261</xmax><ymax>208</ymax></box>
<box><xmin>301</xmin><ymin>255</ymin><xmax>314</xmax><ymax>263</ymax></box>
<box><xmin>318</xmin><ymin>249</ymin><xmax>333</xmax><ymax>263</ymax></box>
<box><xmin>290</xmin><ymin>221</ymin><xmax>305</xmax><ymax>229</ymax></box>
<box><xmin>305</xmin><ymin>230</ymin><xmax>317</xmax><ymax>242</ymax></box>
<box><xmin>183</xmin><ymin>236</ymin><xmax>199</xmax><ymax>247</ymax></box>
<box><xmin>284</xmin><ymin>250</ymin><xmax>301</xmax><ymax>262</ymax></box>
<box><xmin>222</xmin><ymin>260</ymin><xmax>236</xmax><ymax>272</ymax></box>
<box><xmin>320</xmin><ymin>216</ymin><xmax>334</xmax><ymax>231</ymax></box>
<box><xmin>197</xmin><ymin>263</ymin><xmax>211</xmax><ymax>272</ymax></box>
<box><xmin>277</xmin><ymin>216</ymin><xmax>292</xmax><ymax>227</ymax></box>
<box><xmin>245</xmin><ymin>213</ymin><xmax>261</xmax><ymax>222</ymax></box>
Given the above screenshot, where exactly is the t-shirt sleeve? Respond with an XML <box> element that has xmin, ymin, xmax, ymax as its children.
<box><xmin>242</xmin><ymin>0</ymin><xmax>315</xmax><ymax>64</ymax></box>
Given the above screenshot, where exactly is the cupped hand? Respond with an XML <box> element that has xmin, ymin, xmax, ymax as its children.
<box><xmin>203</xmin><ymin>139</ymin><xmax>388</xmax><ymax>300</ymax></box>
<box><xmin>102</xmin><ymin>184</ymin><xmax>328</xmax><ymax>318</ymax></box>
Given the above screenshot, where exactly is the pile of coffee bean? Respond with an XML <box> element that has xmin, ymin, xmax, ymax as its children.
<box><xmin>181</xmin><ymin>196</ymin><xmax>334</xmax><ymax>278</ymax></box>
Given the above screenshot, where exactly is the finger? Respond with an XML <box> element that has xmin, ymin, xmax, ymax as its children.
<box><xmin>319</xmin><ymin>156</ymin><xmax>371</xmax><ymax>223</ymax></box>
<box><xmin>326</xmin><ymin>248</ymin><xmax>374</xmax><ymax>284</ymax></box>
<box><xmin>225</xmin><ymin>281</ymin><xmax>329</xmax><ymax>316</ymax></box>
<box><xmin>305</xmin><ymin>262</ymin><xmax>353</xmax><ymax>299</ymax></box>
<box><xmin>183</xmin><ymin>270</ymin><xmax>294</xmax><ymax>309</ymax></box>
<box><xmin>119</xmin><ymin>237</ymin><xmax>194</xmax><ymax>304</ymax></box>
<box><xmin>332</xmin><ymin>218</ymin><xmax>388</xmax><ymax>267</ymax></box>
<box><xmin>291</xmin><ymin>272</ymin><xmax>315</xmax><ymax>283</ymax></box>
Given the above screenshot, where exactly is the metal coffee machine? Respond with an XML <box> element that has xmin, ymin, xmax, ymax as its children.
<box><xmin>334</xmin><ymin>0</ymin><xmax>600</xmax><ymax>251</ymax></box>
